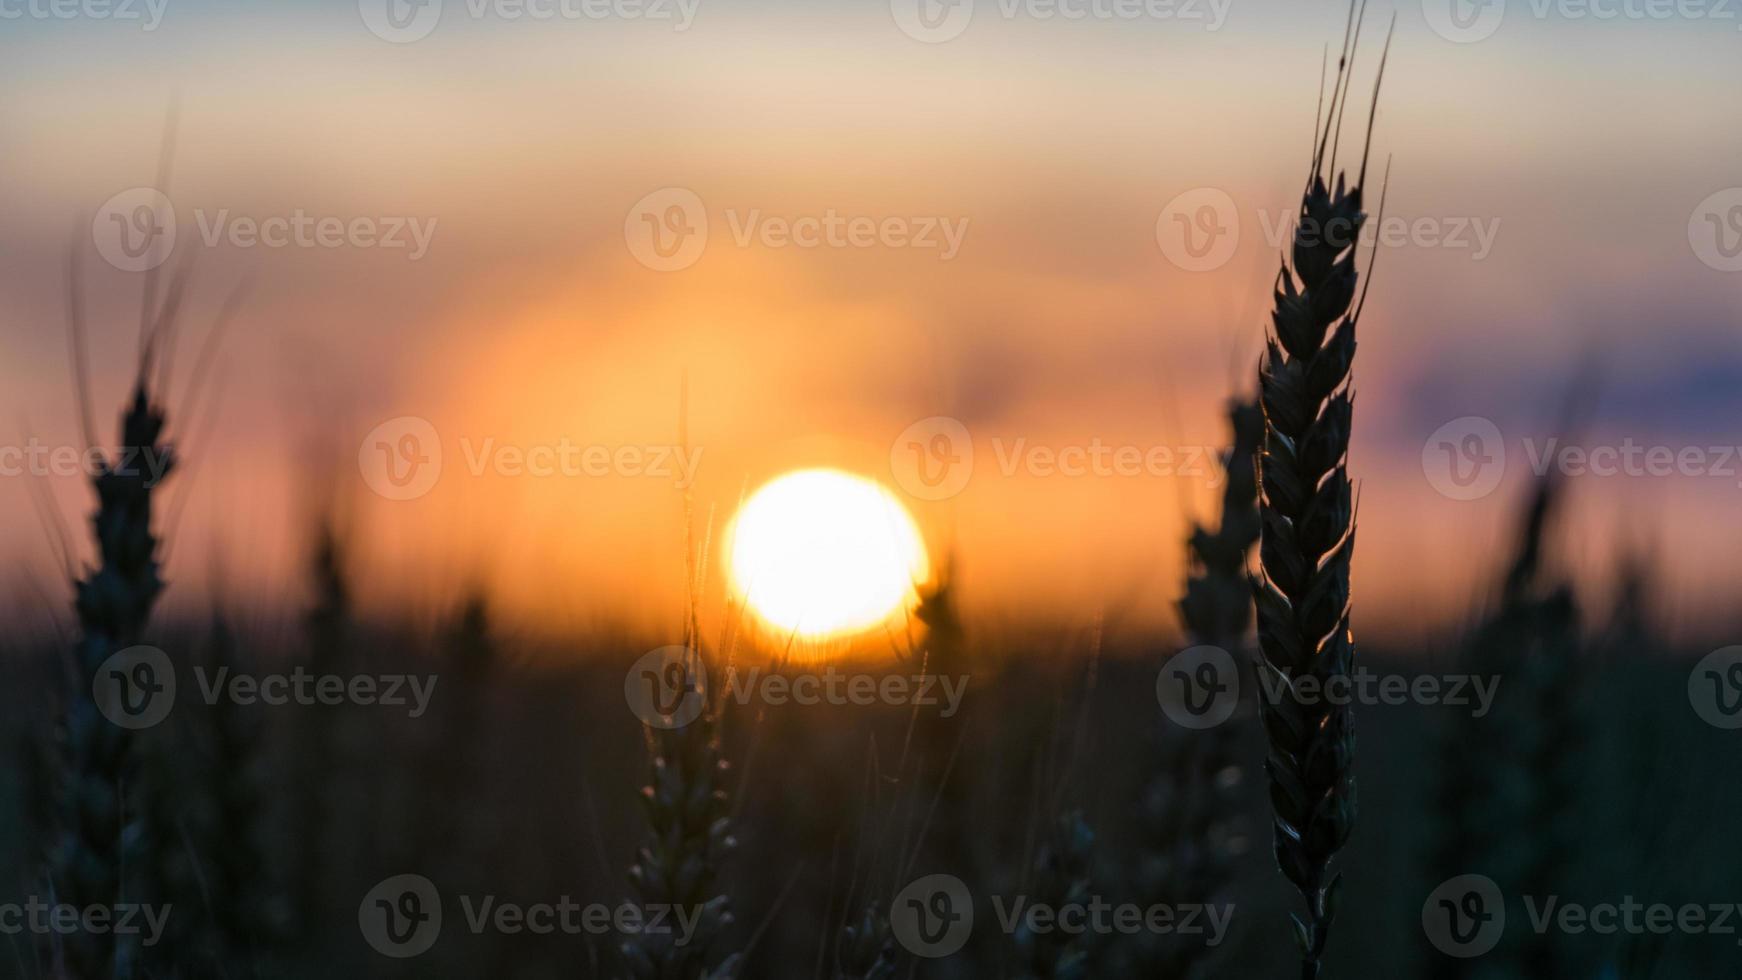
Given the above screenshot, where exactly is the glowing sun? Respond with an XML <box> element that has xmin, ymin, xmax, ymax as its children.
<box><xmin>726</xmin><ymin>469</ymin><xmax>930</xmax><ymax>640</ymax></box>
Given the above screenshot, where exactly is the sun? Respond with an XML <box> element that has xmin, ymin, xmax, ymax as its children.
<box><xmin>725</xmin><ymin>469</ymin><xmax>930</xmax><ymax>640</ymax></box>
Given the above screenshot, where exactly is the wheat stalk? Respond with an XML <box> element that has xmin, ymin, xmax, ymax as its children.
<box><xmin>1250</xmin><ymin>9</ymin><xmax>1388</xmax><ymax>976</ymax></box>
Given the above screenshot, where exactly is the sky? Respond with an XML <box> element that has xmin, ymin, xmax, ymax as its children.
<box><xmin>2</xmin><ymin>0</ymin><xmax>1740</xmax><ymax>643</ymax></box>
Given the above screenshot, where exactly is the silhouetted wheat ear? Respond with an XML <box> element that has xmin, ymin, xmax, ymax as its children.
<box><xmin>1132</xmin><ymin>397</ymin><xmax>1260</xmax><ymax>978</ymax></box>
<box><xmin>201</xmin><ymin>610</ymin><xmax>277</xmax><ymax>971</ymax></box>
<box><xmin>621</xmin><ymin>655</ymin><xmax>742</xmax><ymax>980</ymax></box>
<box><xmin>1429</xmin><ymin>473</ymin><xmax>1583</xmax><ymax>980</ymax></box>
<box><xmin>291</xmin><ymin>518</ymin><xmax>349</xmax><ymax>936</ymax></box>
<box><xmin>1185</xmin><ymin>399</ymin><xmax>1264</xmax><ymax>651</ymax></box>
<box><xmin>53</xmin><ymin>382</ymin><xmax>176</xmax><ymax>980</ymax></box>
<box><xmin>411</xmin><ymin>595</ymin><xmax>495</xmax><ymax>875</ymax></box>
<box><xmin>1251</xmin><ymin>16</ymin><xmax>1387</xmax><ymax>978</ymax></box>
<box><xmin>835</xmin><ymin>901</ymin><xmax>900</xmax><ymax>980</ymax></box>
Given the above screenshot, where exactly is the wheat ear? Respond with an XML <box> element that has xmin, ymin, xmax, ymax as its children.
<box><xmin>201</xmin><ymin>609</ymin><xmax>275</xmax><ymax>973</ymax></box>
<box><xmin>290</xmin><ymin>518</ymin><xmax>349</xmax><ymax>937</ymax></box>
<box><xmin>1134</xmin><ymin>397</ymin><xmax>1260</xmax><ymax>978</ymax></box>
<box><xmin>621</xmin><ymin>645</ymin><xmax>742</xmax><ymax>980</ymax></box>
<box><xmin>1251</xmin><ymin>11</ymin><xmax>1388</xmax><ymax>976</ymax></box>
<box><xmin>52</xmin><ymin>375</ymin><xmax>177</xmax><ymax>980</ymax></box>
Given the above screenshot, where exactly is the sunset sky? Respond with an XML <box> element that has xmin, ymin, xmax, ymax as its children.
<box><xmin>3</xmin><ymin>0</ymin><xmax>1741</xmax><ymax>642</ymax></box>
